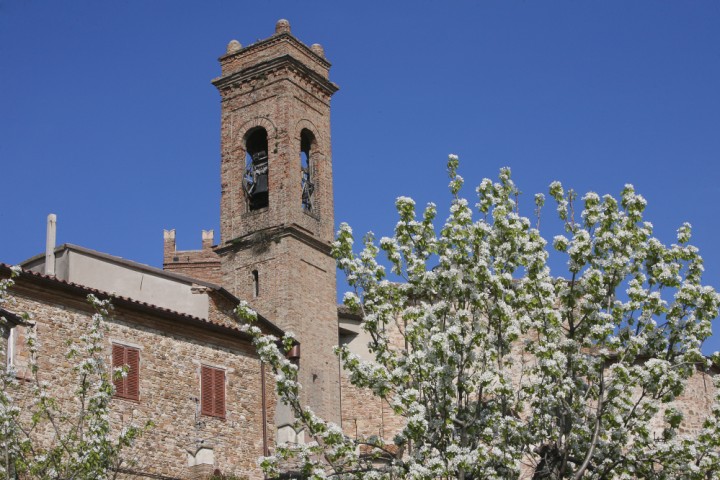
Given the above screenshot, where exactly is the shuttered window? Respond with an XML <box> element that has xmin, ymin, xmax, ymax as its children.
<box><xmin>201</xmin><ymin>365</ymin><xmax>225</xmax><ymax>418</ymax></box>
<box><xmin>112</xmin><ymin>344</ymin><xmax>140</xmax><ymax>401</ymax></box>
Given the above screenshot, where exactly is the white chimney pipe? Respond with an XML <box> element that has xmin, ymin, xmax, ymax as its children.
<box><xmin>45</xmin><ymin>214</ymin><xmax>57</xmax><ymax>276</ymax></box>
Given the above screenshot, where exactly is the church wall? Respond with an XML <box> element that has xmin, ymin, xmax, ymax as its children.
<box><xmin>219</xmin><ymin>233</ymin><xmax>340</xmax><ymax>422</ymax></box>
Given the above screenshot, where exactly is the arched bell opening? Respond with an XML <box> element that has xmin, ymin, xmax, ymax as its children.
<box><xmin>300</xmin><ymin>129</ymin><xmax>317</xmax><ymax>213</ymax></box>
<box><xmin>243</xmin><ymin>128</ymin><xmax>269</xmax><ymax>211</ymax></box>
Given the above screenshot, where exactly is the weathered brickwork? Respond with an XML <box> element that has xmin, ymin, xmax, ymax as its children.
<box><xmin>214</xmin><ymin>53</ymin><xmax>336</xmax><ymax>243</ymax></box>
<box><xmin>339</xmin><ymin>309</ymin><xmax>406</xmax><ymax>444</ymax></box>
<box><xmin>163</xmin><ymin>229</ymin><xmax>223</xmax><ymax>286</ymax></box>
<box><xmin>7</xmin><ymin>278</ymin><xmax>275</xmax><ymax>480</ymax></box>
<box><xmin>212</xmin><ymin>20</ymin><xmax>341</xmax><ymax>423</ymax></box>
<box><xmin>340</xmin><ymin>375</ymin><xmax>405</xmax><ymax>443</ymax></box>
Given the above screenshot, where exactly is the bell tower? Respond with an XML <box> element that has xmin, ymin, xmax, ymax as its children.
<box><xmin>212</xmin><ymin>20</ymin><xmax>340</xmax><ymax>423</ymax></box>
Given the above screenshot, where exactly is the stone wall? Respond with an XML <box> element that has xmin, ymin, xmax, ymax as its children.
<box><xmin>7</xmin><ymin>280</ymin><xmax>275</xmax><ymax>480</ymax></box>
<box><xmin>651</xmin><ymin>367</ymin><xmax>717</xmax><ymax>436</ymax></box>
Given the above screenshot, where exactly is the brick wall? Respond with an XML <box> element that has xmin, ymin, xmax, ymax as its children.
<box><xmin>339</xmin><ymin>311</ymin><xmax>405</xmax><ymax>445</ymax></box>
<box><xmin>214</xmin><ymin>21</ymin><xmax>341</xmax><ymax>424</ymax></box>
<box><xmin>214</xmin><ymin>24</ymin><xmax>337</xmax><ymax>247</ymax></box>
<box><xmin>220</xmin><ymin>233</ymin><xmax>340</xmax><ymax>423</ymax></box>
<box><xmin>163</xmin><ymin>229</ymin><xmax>223</xmax><ymax>286</ymax></box>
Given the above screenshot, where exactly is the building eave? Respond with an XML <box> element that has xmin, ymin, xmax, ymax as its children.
<box><xmin>0</xmin><ymin>263</ymin><xmax>269</xmax><ymax>343</ymax></box>
<box><xmin>17</xmin><ymin>244</ymin><xmax>285</xmax><ymax>338</ymax></box>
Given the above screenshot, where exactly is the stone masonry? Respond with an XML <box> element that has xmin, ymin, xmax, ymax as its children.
<box><xmin>3</xmin><ymin>266</ymin><xmax>276</xmax><ymax>480</ymax></box>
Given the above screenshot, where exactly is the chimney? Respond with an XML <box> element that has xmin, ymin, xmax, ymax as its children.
<box><xmin>201</xmin><ymin>230</ymin><xmax>214</xmax><ymax>250</ymax></box>
<box><xmin>163</xmin><ymin>229</ymin><xmax>176</xmax><ymax>263</ymax></box>
<box><xmin>45</xmin><ymin>214</ymin><xmax>57</xmax><ymax>276</ymax></box>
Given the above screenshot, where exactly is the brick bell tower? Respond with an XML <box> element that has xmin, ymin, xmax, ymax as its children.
<box><xmin>212</xmin><ymin>20</ymin><xmax>340</xmax><ymax>424</ymax></box>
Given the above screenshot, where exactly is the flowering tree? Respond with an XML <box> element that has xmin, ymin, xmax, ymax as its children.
<box><xmin>240</xmin><ymin>155</ymin><xmax>720</xmax><ymax>479</ymax></box>
<box><xmin>0</xmin><ymin>268</ymin><xmax>151</xmax><ymax>480</ymax></box>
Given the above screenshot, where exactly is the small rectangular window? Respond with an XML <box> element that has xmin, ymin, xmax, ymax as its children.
<box><xmin>4</xmin><ymin>324</ymin><xmax>30</xmax><ymax>380</ymax></box>
<box><xmin>201</xmin><ymin>365</ymin><xmax>225</xmax><ymax>418</ymax></box>
<box><xmin>6</xmin><ymin>326</ymin><xmax>16</xmax><ymax>370</ymax></box>
<box><xmin>112</xmin><ymin>344</ymin><xmax>140</xmax><ymax>401</ymax></box>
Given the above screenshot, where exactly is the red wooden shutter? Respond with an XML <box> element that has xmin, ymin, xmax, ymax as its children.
<box><xmin>214</xmin><ymin>368</ymin><xmax>225</xmax><ymax>418</ymax></box>
<box><xmin>126</xmin><ymin>348</ymin><xmax>140</xmax><ymax>401</ymax></box>
<box><xmin>112</xmin><ymin>344</ymin><xmax>140</xmax><ymax>401</ymax></box>
<box><xmin>200</xmin><ymin>365</ymin><xmax>225</xmax><ymax>418</ymax></box>
<box><xmin>112</xmin><ymin>344</ymin><xmax>126</xmax><ymax>398</ymax></box>
<box><xmin>201</xmin><ymin>366</ymin><xmax>213</xmax><ymax>416</ymax></box>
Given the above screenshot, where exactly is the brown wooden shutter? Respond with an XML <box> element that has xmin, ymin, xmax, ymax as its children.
<box><xmin>112</xmin><ymin>344</ymin><xmax>140</xmax><ymax>401</ymax></box>
<box><xmin>112</xmin><ymin>344</ymin><xmax>126</xmax><ymax>398</ymax></box>
<box><xmin>214</xmin><ymin>368</ymin><xmax>225</xmax><ymax>418</ymax></box>
<box><xmin>200</xmin><ymin>365</ymin><xmax>225</xmax><ymax>418</ymax></box>
<box><xmin>126</xmin><ymin>348</ymin><xmax>140</xmax><ymax>401</ymax></box>
<box><xmin>201</xmin><ymin>366</ymin><xmax>213</xmax><ymax>416</ymax></box>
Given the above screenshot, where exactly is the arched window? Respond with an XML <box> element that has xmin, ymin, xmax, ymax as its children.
<box><xmin>243</xmin><ymin>128</ymin><xmax>269</xmax><ymax>211</ymax></box>
<box><xmin>300</xmin><ymin>129</ymin><xmax>316</xmax><ymax>212</ymax></box>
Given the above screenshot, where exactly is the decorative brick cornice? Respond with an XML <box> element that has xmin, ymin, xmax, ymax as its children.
<box><xmin>218</xmin><ymin>32</ymin><xmax>332</xmax><ymax>69</ymax></box>
<box><xmin>212</xmin><ymin>54</ymin><xmax>339</xmax><ymax>97</ymax></box>
<box><xmin>216</xmin><ymin>224</ymin><xmax>333</xmax><ymax>256</ymax></box>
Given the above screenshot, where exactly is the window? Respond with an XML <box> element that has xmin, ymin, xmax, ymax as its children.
<box><xmin>201</xmin><ymin>365</ymin><xmax>225</xmax><ymax>418</ymax></box>
<box><xmin>252</xmin><ymin>270</ymin><xmax>259</xmax><ymax>298</ymax></box>
<box><xmin>6</xmin><ymin>326</ymin><xmax>16</xmax><ymax>370</ymax></box>
<box><xmin>112</xmin><ymin>344</ymin><xmax>140</xmax><ymax>401</ymax></box>
<box><xmin>1</xmin><ymin>308</ymin><xmax>31</xmax><ymax>380</ymax></box>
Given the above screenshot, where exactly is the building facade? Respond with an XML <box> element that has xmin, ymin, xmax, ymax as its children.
<box><xmin>2</xmin><ymin>253</ymin><xmax>278</xmax><ymax>479</ymax></box>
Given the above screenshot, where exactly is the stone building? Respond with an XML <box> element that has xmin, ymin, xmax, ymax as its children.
<box><xmin>1</xmin><ymin>19</ymin><xmax>716</xmax><ymax>480</ymax></box>
<box><xmin>1</xmin><ymin>250</ymin><xmax>280</xmax><ymax>479</ymax></box>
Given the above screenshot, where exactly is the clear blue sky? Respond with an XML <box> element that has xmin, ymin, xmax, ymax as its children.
<box><xmin>1</xmin><ymin>2</ymin><xmax>719</xmax><ymax>352</ymax></box>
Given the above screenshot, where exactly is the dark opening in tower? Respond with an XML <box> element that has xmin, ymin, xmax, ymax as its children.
<box><xmin>243</xmin><ymin>128</ymin><xmax>269</xmax><ymax>211</ymax></box>
<box><xmin>252</xmin><ymin>269</ymin><xmax>259</xmax><ymax>297</ymax></box>
<box><xmin>300</xmin><ymin>129</ymin><xmax>315</xmax><ymax>212</ymax></box>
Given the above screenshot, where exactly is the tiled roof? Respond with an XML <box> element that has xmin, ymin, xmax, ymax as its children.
<box><xmin>18</xmin><ymin>243</ymin><xmax>285</xmax><ymax>337</ymax></box>
<box><xmin>22</xmin><ymin>243</ymin><xmax>220</xmax><ymax>289</ymax></box>
<box><xmin>0</xmin><ymin>263</ymin><xmax>274</xmax><ymax>341</ymax></box>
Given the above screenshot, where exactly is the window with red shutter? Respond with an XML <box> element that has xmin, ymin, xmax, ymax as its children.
<box><xmin>200</xmin><ymin>365</ymin><xmax>225</xmax><ymax>418</ymax></box>
<box><xmin>112</xmin><ymin>344</ymin><xmax>140</xmax><ymax>401</ymax></box>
